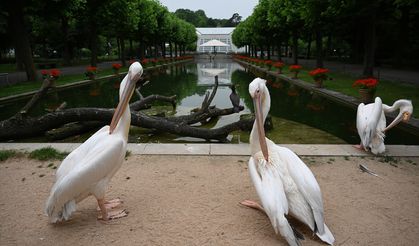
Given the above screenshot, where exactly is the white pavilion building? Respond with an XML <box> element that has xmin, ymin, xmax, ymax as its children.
<box><xmin>196</xmin><ymin>27</ymin><xmax>245</xmax><ymax>53</ymax></box>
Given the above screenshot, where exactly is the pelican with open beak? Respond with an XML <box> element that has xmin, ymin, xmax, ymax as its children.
<box><xmin>45</xmin><ymin>62</ymin><xmax>143</xmax><ymax>222</ymax></box>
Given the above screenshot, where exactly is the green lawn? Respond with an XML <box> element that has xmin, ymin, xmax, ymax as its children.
<box><xmin>269</xmin><ymin>66</ymin><xmax>419</xmax><ymax>118</ymax></box>
<box><xmin>0</xmin><ymin>67</ymin><xmax>128</xmax><ymax>98</ymax></box>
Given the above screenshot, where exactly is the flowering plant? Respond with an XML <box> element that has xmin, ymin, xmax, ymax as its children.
<box><xmin>289</xmin><ymin>65</ymin><xmax>302</xmax><ymax>72</ymax></box>
<box><xmin>112</xmin><ymin>63</ymin><xmax>122</xmax><ymax>71</ymax></box>
<box><xmin>41</xmin><ymin>69</ymin><xmax>61</xmax><ymax>80</ymax></box>
<box><xmin>264</xmin><ymin>60</ymin><xmax>273</xmax><ymax>66</ymax></box>
<box><xmin>352</xmin><ymin>78</ymin><xmax>378</xmax><ymax>91</ymax></box>
<box><xmin>41</xmin><ymin>70</ymin><xmax>49</xmax><ymax>79</ymax></box>
<box><xmin>309</xmin><ymin>68</ymin><xmax>329</xmax><ymax>81</ymax></box>
<box><xmin>273</xmin><ymin>61</ymin><xmax>284</xmax><ymax>68</ymax></box>
<box><xmin>50</xmin><ymin>69</ymin><xmax>61</xmax><ymax>79</ymax></box>
<box><xmin>85</xmin><ymin>66</ymin><xmax>97</xmax><ymax>78</ymax></box>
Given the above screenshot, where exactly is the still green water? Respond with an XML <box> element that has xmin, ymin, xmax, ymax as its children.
<box><xmin>0</xmin><ymin>61</ymin><xmax>416</xmax><ymax>144</ymax></box>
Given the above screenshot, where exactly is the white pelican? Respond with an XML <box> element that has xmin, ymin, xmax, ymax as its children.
<box><xmin>241</xmin><ymin>78</ymin><xmax>334</xmax><ymax>246</ymax></box>
<box><xmin>45</xmin><ymin>62</ymin><xmax>143</xmax><ymax>222</ymax></box>
<box><xmin>355</xmin><ymin>97</ymin><xmax>412</xmax><ymax>154</ymax></box>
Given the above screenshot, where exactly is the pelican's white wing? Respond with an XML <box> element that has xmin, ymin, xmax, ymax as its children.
<box><xmin>275</xmin><ymin>146</ymin><xmax>325</xmax><ymax>231</ymax></box>
<box><xmin>46</xmin><ymin>133</ymin><xmax>125</xmax><ymax>222</ymax></box>
<box><xmin>356</xmin><ymin>98</ymin><xmax>384</xmax><ymax>151</ymax></box>
<box><xmin>249</xmin><ymin>155</ymin><xmax>300</xmax><ymax>246</ymax></box>
<box><xmin>55</xmin><ymin>126</ymin><xmax>109</xmax><ymax>181</ymax></box>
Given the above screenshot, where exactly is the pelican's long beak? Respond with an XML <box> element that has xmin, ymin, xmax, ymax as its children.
<box><xmin>384</xmin><ymin>112</ymin><xmax>410</xmax><ymax>132</ymax></box>
<box><xmin>384</xmin><ymin>113</ymin><xmax>402</xmax><ymax>132</ymax></box>
<box><xmin>253</xmin><ymin>92</ymin><xmax>269</xmax><ymax>161</ymax></box>
<box><xmin>109</xmin><ymin>72</ymin><xmax>137</xmax><ymax>134</ymax></box>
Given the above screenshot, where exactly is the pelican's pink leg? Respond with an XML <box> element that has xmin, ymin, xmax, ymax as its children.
<box><xmin>96</xmin><ymin>198</ymin><xmax>123</xmax><ymax>211</ymax></box>
<box><xmin>353</xmin><ymin>143</ymin><xmax>364</xmax><ymax>150</ymax></box>
<box><xmin>97</xmin><ymin>198</ymin><xmax>127</xmax><ymax>221</ymax></box>
<box><xmin>240</xmin><ymin>199</ymin><xmax>265</xmax><ymax>213</ymax></box>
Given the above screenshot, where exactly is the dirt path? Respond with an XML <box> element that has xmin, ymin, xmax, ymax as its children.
<box><xmin>1</xmin><ymin>155</ymin><xmax>418</xmax><ymax>245</ymax></box>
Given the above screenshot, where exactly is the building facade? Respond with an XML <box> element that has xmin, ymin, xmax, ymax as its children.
<box><xmin>196</xmin><ymin>27</ymin><xmax>245</xmax><ymax>53</ymax></box>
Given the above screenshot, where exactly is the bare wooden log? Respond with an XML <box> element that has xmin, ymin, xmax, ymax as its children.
<box><xmin>0</xmin><ymin>108</ymin><xmax>254</xmax><ymax>141</ymax></box>
<box><xmin>130</xmin><ymin>95</ymin><xmax>176</xmax><ymax>111</ymax></box>
<box><xmin>19</xmin><ymin>78</ymin><xmax>55</xmax><ymax>116</ymax></box>
<box><xmin>46</xmin><ymin>121</ymin><xmax>104</xmax><ymax>140</ymax></box>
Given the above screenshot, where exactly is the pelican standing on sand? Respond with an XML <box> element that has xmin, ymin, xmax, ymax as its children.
<box><xmin>45</xmin><ymin>62</ymin><xmax>143</xmax><ymax>222</ymax></box>
<box><xmin>355</xmin><ymin>97</ymin><xmax>413</xmax><ymax>154</ymax></box>
<box><xmin>241</xmin><ymin>78</ymin><xmax>334</xmax><ymax>245</ymax></box>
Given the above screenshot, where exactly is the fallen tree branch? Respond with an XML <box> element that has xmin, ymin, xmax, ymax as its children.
<box><xmin>19</xmin><ymin>78</ymin><xmax>55</xmax><ymax>116</ymax></box>
<box><xmin>0</xmin><ymin>107</ymin><xmax>255</xmax><ymax>142</ymax></box>
<box><xmin>130</xmin><ymin>95</ymin><xmax>176</xmax><ymax>111</ymax></box>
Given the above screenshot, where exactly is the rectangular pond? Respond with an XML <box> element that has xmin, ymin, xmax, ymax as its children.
<box><xmin>0</xmin><ymin>60</ymin><xmax>417</xmax><ymax>145</ymax></box>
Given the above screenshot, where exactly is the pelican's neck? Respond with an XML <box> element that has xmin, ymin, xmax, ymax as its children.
<box><xmin>113</xmin><ymin>106</ymin><xmax>131</xmax><ymax>140</ymax></box>
<box><xmin>382</xmin><ymin>99</ymin><xmax>411</xmax><ymax>113</ymax></box>
<box><xmin>250</xmin><ymin>87</ymin><xmax>270</xmax><ymax>155</ymax></box>
<box><xmin>113</xmin><ymin>78</ymin><xmax>131</xmax><ymax>140</ymax></box>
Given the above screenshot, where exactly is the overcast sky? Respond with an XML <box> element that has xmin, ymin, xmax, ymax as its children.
<box><xmin>158</xmin><ymin>0</ymin><xmax>258</xmax><ymax>19</ymax></box>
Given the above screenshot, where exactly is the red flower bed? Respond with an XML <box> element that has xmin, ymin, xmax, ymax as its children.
<box><xmin>273</xmin><ymin>62</ymin><xmax>284</xmax><ymax>68</ymax></box>
<box><xmin>112</xmin><ymin>63</ymin><xmax>122</xmax><ymax>70</ymax></box>
<box><xmin>85</xmin><ymin>66</ymin><xmax>97</xmax><ymax>78</ymax></box>
<box><xmin>50</xmin><ymin>69</ymin><xmax>61</xmax><ymax>79</ymax></box>
<box><xmin>41</xmin><ymin>69</ymin><xmax>61</xmax><ymax>79</ymax></box>
<box><xmin>352</xmin><ymin>77</ymin><xmax>378</xmax><ymax>89</ymax></box>
<box><xmin>289</xmin><ymin>65</ymin><xmax>302</xmax><ymax>72</ymax></box>
<box><xmin>309</xmin><ymin>68</ymin><xmax>329</xmax><ymax>80</ymax></box>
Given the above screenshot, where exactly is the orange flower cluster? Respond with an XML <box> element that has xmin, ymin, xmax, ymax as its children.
<box><xmin>309</xmin><ymin>68</ymin><xmax>329</xmax><ymax>80</ymax></box>
<box><xmin>112</xmin><ymin>63</ymin><xmax>122</xmax><ymax>70</ymax></box>
<box><xmin>289</xmin><ymin>65</ymin><xmax>302</xmax><ymax>72</ymax></box>
<box><xmin>352</xmin><ymin>78</ymin><xmax>378</xmax><ymax>89</ymax></box>
<box><xmin>41</xmin><ymin>69</ymin><xmax>61</xmax><ymax>79</ymax></box>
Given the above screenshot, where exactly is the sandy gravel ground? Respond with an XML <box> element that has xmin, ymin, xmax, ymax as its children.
<box><xmin>1</xmin><ymin>155</ymin><xmax>419</xmax><ymax>246</ymax></box>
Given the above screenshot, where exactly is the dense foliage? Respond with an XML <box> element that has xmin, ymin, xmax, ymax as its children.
<box><xmin>0</xmin><ymin>0</ymin><xmax>197</xmax><ymax>80</ymax></box>
<box><xmin>232</xmin><ymin>0</ymin><xmax>419</xmax><ymax>76</ymax></box>
<box><xmin>174</xmin><ymin>9</ymin><xmax>242</xmax><ymax>27</ymax></box>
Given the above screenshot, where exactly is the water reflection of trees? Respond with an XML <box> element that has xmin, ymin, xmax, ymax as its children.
<box><xmin>142</xmin><ymin>64</ymin><xmax>203</xmax><ymax>104</ymax></box>
<box><xmin>231</xmin><ymin>68</ymin><xmax>358</xmax><ymax>143</ymax></box>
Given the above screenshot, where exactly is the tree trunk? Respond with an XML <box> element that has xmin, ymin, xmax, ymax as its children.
<box><xmin>315</xmin><ymin>27</ymin><xmax>324</xmax><ymax>68</ymax></box>
<box><xmin>129</xmin><ymin>39</ymin><xmax>133</xmax><ymax>58</ymax></box>
<box><xmin>277</xmin><ymin>44</ymin><xmax>282</xmax><ymax>60</ymax></box>
<box><xmin>174</xmin><ymin>43</ymin><xmax>178</xmax><ymax>57</ymax></box>
<box><xmin>120</xmin><ymin>38</ymin><xmax>126</xmax><ymax>66</ymax></box>
<box><xmin>326</xmin><ymin>33</ymin><xmax>332</xmax><ymax>59</ymax></box>
<box><xmin>61</xmin><ymin>16</ymin><xmax>72</xmax><ymax>65</ymax></box>
<box><xmin>292</xmin><ymin>31</ymin><xmax>298</xmax><ymax>64</ymax></box>
<box><xmin>267</xmin><ymin>45</ymin><xmax>271</xmax><ymax>60</ymax></box>
<box><xmin>89</xmin><ymin>25</ymin><xmax>98</xmax><ymax>66</ymax></box>
<box><xmin>139</xmin><ymin>41</ymin><xmax>145</xmax><ymax>59</ymax></box>
<box><xmin>306</xmin><ymin>34</ymin><xmax>312</xmax><ymax>59</ymax></box>
<box><xmin>393</xmin><ymin>6</ymin><xmax>410</xmax><ymax>67</ymax></box>
<box><xmin>169</xmin><ymin>42</ymin><xmax>173</xmax><ymax>58</ymax></box>
<box><xmin>7</xmin><ymin>0</ymin><xmax>37</xmax><ymax>81</ymax></box>
<box><xmin>362</xmin><ymin>9</ymin><xmax>376</xmax><ymax>77</ymax></box>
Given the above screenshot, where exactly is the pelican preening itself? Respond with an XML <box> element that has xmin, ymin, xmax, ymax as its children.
<box><xmin>241</xmin><ymin>78</ymin><xmax>334</xmax><ymax>245</ymax></box>
<box><xmin>355</xmin><ymin>97</ymin><xmax>413</xmax><ymax>154</ymax></box>
<box><xmin>45</xmin><ymin>62</ymin><xmax>144</xmax><ymax>222</ymax></box>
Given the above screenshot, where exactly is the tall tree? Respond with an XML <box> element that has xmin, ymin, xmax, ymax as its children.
<box><xmin>5</xmin><ymin>0</ymin><xmax>37</xmax><ymax>81</ymax></box>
